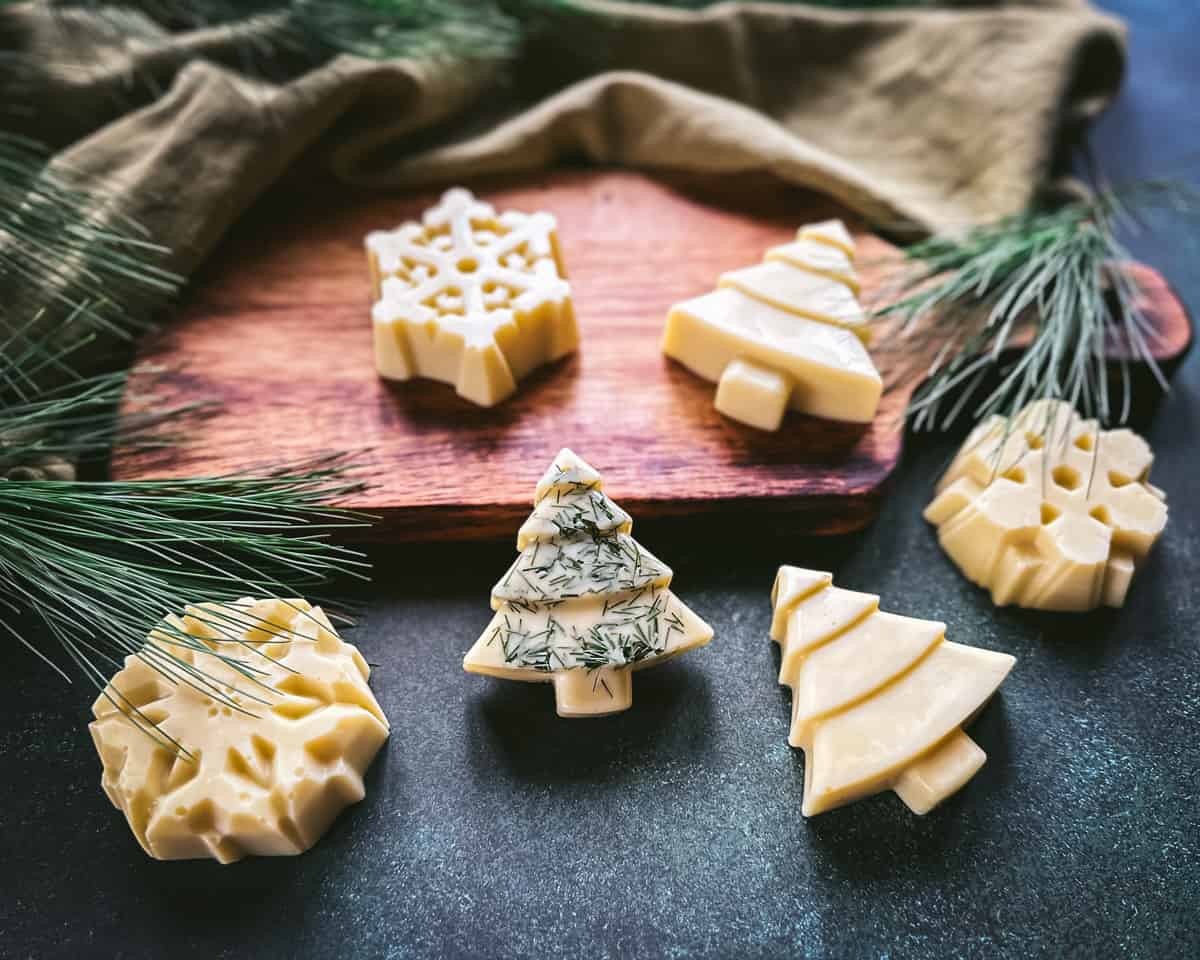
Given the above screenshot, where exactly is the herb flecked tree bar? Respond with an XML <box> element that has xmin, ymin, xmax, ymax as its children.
<box><xmin>113</xmin><ymin>171</ymin><xmax>1192</xmax><ymax>541</ymax></box>
<box><xmin>464</xmin><ymin>448</ymin><xmax>712</xmax><ymax>716</ymax></box>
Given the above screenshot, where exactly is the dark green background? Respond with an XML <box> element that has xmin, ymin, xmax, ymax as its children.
<box><xmin>2</xmin><ymin>2</ymin><xmax>1197</xmax><ymax>957</ymax></box>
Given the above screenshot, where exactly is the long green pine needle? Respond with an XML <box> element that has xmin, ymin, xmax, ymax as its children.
<box><xmin>873</xmin><ymin>179</ymin><xmax>1199</xmax><ymax>432</ymax></box>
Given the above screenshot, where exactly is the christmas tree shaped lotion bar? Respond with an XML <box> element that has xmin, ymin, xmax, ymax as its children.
<box><xmin>464</xmin><ymin>449</ymin><xmax>713</xmax><ymax>716</ymax></box>
<box><xmin>770</xmin><ymin>567</ymin><xmax>1015</xmax><ymax>816</ymax></box>
<box><xmin>663</xmin><ymin>220</ymin><xmax>881</xmax><ymax>430</ymax></box>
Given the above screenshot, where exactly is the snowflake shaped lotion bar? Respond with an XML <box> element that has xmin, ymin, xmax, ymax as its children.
<box><xmin>367</xmin><ymin>188</ymin><xmax>578</xmax><ymax>406</ymax></box>
<box><xmin>90</xmin><ymin>598</ymin><xmax>389</xmax><ymax>863</ymax></box>
<box><xmin>463</xmin><ymin>448</ymin><xmax>713</xmax><ymax>717</ymax></box>
<box><xmin>662</xmin><ymin>219</ymin><xmax>881</xmax><ymax>430</ymax></box>
<box><xmin>771</xmin><ymin>567</ymin><xmax>1015</xmax><ymax>816</ymax></box>
<box><xmin>925</xmin><ymin>400</ymin><xmax>1168</xmax><ymax>611</ymax></box>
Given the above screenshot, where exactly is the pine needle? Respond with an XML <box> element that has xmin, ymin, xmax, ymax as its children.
<box><xmin>0</xmin><ymin>458</ymin><xmax>371</xmax><ymax>706</ymax></box>
<box><xmin>292</xmin><ymin>0</ymin><xmax>521</xmax><ymax>60</ymax></box>
<box><xmin>0</xmin><ymin>133</ymin><xmax>180</xmax><ymax>324</ymax></box>
<box><xmin>0</xmin><ymin>363</ymin><xmax>212</xmax><ymax>476</ymax></box>
<box><xmin>0</xmin><ymin>135</ymin><xmax>364</xmax><ymax>746</ymax></box>
<box><xmin>0</xmin><ymin>134</ymin><xmax>182</xmax><ymax>393</ymax></box>
<box><xmin>872</xmin><ymin>179</ymin><xmax>1200</xmax><ymax>431</ymax></box>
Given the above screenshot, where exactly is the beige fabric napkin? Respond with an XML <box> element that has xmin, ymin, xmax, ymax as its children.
<box><xmin>3</xmin><ymin>0</ymin><xmax>1124</xmax><ymax>361</ymax></box>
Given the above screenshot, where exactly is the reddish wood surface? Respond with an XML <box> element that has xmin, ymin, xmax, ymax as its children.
<box><xmin>113</xmin><ymin>170</ymin><xmax>1192</xmax><ymax>541</ymax></box>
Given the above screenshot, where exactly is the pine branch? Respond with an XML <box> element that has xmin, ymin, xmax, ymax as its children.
<box><xmin>0</xmin><ymin>458</ymin><xmax>370</xmax><ymax>702</ymax></box>
<box><xmin>293</xmin><ymin>0</ymin><xmax>522</xmax><ymax>60</ymax></box>
<box><xmin>0</xmin><ymin>336</ymin><xmax>372</xmax><ymax>744</ymax></box>
<box><xmin>0</xmin><ymin>361</ymin><xmax>211</xmax><ymax>476</ymax></box>
<box><xmin>872</xmin><ymin>179</ymin><xmax>1200</xmax><ymax>431</ymax></box>
<box><xmin>0</xmin><ymin>132</ymin><xmax>366</xmax><ymax>743</ymax></box>
<box><xmin>0</xmin><ymin>135</ymin><xmax>182</xmax><ymax>393</ymax></box>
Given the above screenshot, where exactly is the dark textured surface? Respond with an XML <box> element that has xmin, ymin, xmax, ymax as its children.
<box><xmin>3</xmin><ymin>2</ymin><xmax>1199</xmax><ymax>957</ymax></box>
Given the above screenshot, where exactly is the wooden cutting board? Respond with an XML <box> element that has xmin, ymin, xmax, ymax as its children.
<box><xmin>113</xmin><ymin>170</ymin><xmax>1192</xmax><ymax>540</ymax></box>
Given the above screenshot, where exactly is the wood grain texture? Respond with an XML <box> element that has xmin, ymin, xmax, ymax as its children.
<box><xmin>113</xmin><ymin>170</ymin><xmax>1192</xmax><ymax>541</ymax></box>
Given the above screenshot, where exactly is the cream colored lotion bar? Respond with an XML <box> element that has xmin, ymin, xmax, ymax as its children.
<box><xmin>662</xmin><ymin>219</ymin><xmax>880</xmax><ymax>430</ymax></box>
<box><xmin>770</xmin><ymin>567</ymin><xmax>1015</xmax><ymax>816</ymax></box>
<box><xmin>367</xmin><ymin>188</ymin><xmax>578</xmax><ymax>407</ymax></box>
<box><xmin>464</xmin><ymin>448</ymin><xmax>713</xmax><ymax>717</ymax></box>
<box><xmin>664</xmin><ymin>287</ymin><xmax>881</xmax><ymax>427</ymax></box>
<box><xmin>90</xmin><ymin>598</ymin><xmax>389</xmax><ymax>864</ymax></box>
<box><xmin>925</xmin><ymin>399</ymin><xmax>1168</xmax><ymax>611</ymax></box>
